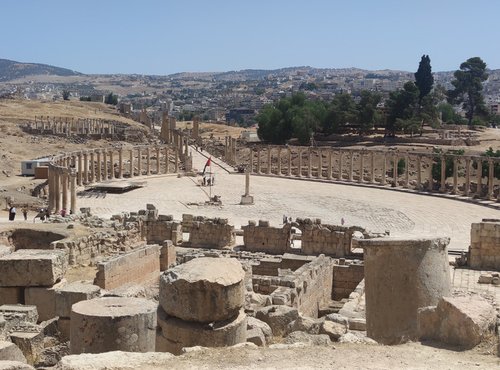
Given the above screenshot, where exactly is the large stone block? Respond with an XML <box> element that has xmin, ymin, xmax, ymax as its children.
<box><xmin>0</xmin><ymin>341</ymin><xmax>27</xmax><ymax>363</ymax></box>
<box><xmin>255</xmin><ymin>305</ymin><xmax>299</xmax><ymax>337</ymax></box>
<box><xmin>159</xmin><ymin>258</ymin><xmax>245</xmax><ymax>323</ymax></box>
<box><xmin>70</xmin><ymin>297</ymin><xmax>157</xmax><ymax>354</ymax></box>
<box><xmin>0</xmin><ymin>361</ymin><xmax>34</xmax><ymax>370</ymax></box>
<box><xmin>24</xmin><ymin>280</ymin><xmax>66</xmax><ymax>322</ymax></box>
<box><xmin>0</xmin><ymin>305</ymin><xmax>38</xmax><ymax>325</ymax></box>
<box><xmin>10</xmin><ymin>329</ymin><xmax>44</xmax><ymax>366</ymax></box>
<box><xmin>0</xmin><ymin>250</ymin><xmax>67</xmax><ymax>287</ymax></box>
<box><xmin>418</xmin><ymin>295</ymin><xmax>496</xmax><ymax>349</ymax></box>
<box><xmin>156</xmin><ymin>308</ymin><xmax>247</xmax><ymax>355</ymax></box>
<box><xmin>55</xmin><ymin>281</ymin><xmax>100</xmax><ymax>319</ymax></box>
<box><xmin>0</xmin><ymin>288</ymin><xmax>24</xmax><ymax>306</ymax></box>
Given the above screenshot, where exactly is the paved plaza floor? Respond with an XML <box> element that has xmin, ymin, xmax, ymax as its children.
<box><xmin>76</xmin><ymin>150</ymin><xmax>500</xmax><ymax>252</ymax></box>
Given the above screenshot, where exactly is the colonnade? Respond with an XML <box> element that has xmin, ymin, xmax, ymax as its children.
<box><xmin>248</xmin><ymin>146</ymin><xmax>500</xmax><ymax>201</ymax></box>
<box><xmin>30</xmin><ymin>116</ymin><xmax>116</xmax><ymax>136</ymax></box>
<box><xmin>47</xmin><ymin>144</ymin><xmax>184</xmax><ymax>213</ymax></box>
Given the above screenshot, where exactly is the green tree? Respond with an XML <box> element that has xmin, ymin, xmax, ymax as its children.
<box><xmin>447</xmin><ymin>57</ymin><xmax>488</xmax><ymax>127</ymax></box>
<box><xmin>105</xmin><ymin>93</ymin><xmax>118</xmax><ymax>105</ymax></box>
<box><xmin>62</xmin><ymin>90</ymin><xmax>70</xmax><ymax>100</ymax></box>
<box><xmin>356</xmin><ymin>91</ymin><xmax>381</xmax><ymax>134</ymax></box>
<box><xmin>437</xmin><ymin>102</ymin><xmax>465</xmax><ymax>124</ymax></box>
<box><xmin>385</xmin><ymin>81</ymin><xmax>419</xmax><ymax>136</ymax></box>
<box><xmin>323</xmin><ymin>93</ymin><xmax>358</xmax><ymax>135</ymax></box>
<box><xmin>414</xmin><ymin>55</ymin><xmax>434</xmax><ymax>105</ymax></box>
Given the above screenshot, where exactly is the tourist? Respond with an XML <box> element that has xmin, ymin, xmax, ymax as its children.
<box><xmin>283</xmin><ymin>214</ymin><xmax>287</xmax><ymax>224</ymax></box>
<box><xmin>341</xmin><ymin>217</ymin><xmax>345</xmax><ymax>226</ymax></box>
<box><xmin>61</xmin><ymin>208</ymin><xmax>67</xmax><ymax>217</ymax></box>
<box><xmin>45</xmin><ymin>208</ymin><xmax>50</xmax><ymax>221</ymax></box>
<box><xmin>22</xmin><ymin>208</ymin><xmax>28</xmax><ymax>221</ymax></box>
<box><xmin>8</xmin><ymin>205</ymin><xmax>16</xmax><ymax>221</ymax></box>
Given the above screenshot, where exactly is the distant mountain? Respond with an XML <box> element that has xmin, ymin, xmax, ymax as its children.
<box><xmin>0</xmin><ymin>58</ymin><xmax>82</xmax><ymax>82</ymax></box>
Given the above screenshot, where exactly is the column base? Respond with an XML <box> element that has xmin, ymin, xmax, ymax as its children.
<box><xmin>240</xmin><ymin>195</ymin><xmax>254</xmax><ymax>205</ymax></box>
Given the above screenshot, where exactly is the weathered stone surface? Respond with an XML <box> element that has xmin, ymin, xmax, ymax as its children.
<box><xmin>156</xmin><ymin>308</ymin><xmax>247</xmax><ymax>355</ymax></box>
<box><xmin>159</xmin><ymin>258</ymin><xmax>245</xmax><ymax>323</ymax></box>
<box><xmin>348</xmin><ymin>317</ymin><xmax>366</xmax><ymax>331</ymax></box>
<box><xmin>0</xmin><ymin>288</ymin><xmax>24</xmax><ymax>306</ymax></box>
<box><xmin>418</xmin><ymin>295</ymin><xmax>496</xmax><ymax>349</ymax></box>
<box><xmin>361</xmin><ymin>237</ymin><xmax>451</xmax><ymax>345</ymax></box>
<box><xmin>338</xmin><ymin>331</ymin><xmax>377</xmax><ymax>344</ymax></box>
<box><xmin>287</xmin><ymin>315</ymin><xmax>322</xmax><ymax>335</ymax></box>
<box><xmin>0</xmin><ymin>361</ymin><xmax>34</xmax><ymax>370</ymax></box>
<box><xmin>284</xmin><ymin>331</ymin><xmax>331</xmax><ymax>346</ymax></box>
<box><xmin>325</xmin><ymin>313</ymin><xmax>349</xmax><ymax>327</ymax></box>
<box><xmin>70</xmin><ymin>297</ymin><xmax>157</xmax><ymax>354</ymax></box>
<box><xmin>255</xmin><ymin>305</ymin><xmax>299</xmax><ymax>337</ymax></box>
<box><xmin>0</xmin><ymin>341</ymin><xmax>27</xmax><ymax>363</ymax></box>
<box><xmin>10</xmin><ymin>329</ymin><xmax>44</xmax><ymax>366</ymax></box>
<box><xmin>0</xmin><ymin>305</ymin><xmax>38</xmax><ymax>326</ymax></box>
<box><xmin>246</xmin><ymin>327</ymin><xmax>266</xmax><ymax>346</ymax></box>
<box><xmin>24</xmin><ymin>280</ymin><xmax>66</xmax><ymax>322</ymax></box>
<box><xmin>0</xmin><ymin>250</ymin><xmax>67</xmax><ymax>287</ymax></box>
<box><xmin>246</xmin><ymin>316</ymin><xmax>272</xmax><ymax>342</ymax></box>
<box><xmin>319</xmin><ymin>320</ymin><xmax>347</xmax><ymax>341</ymax></box>
<box><xmin>56</xmin><ymin>351</ymin><xmax>175</xmax><ymax>370</ymax></box>
<box><xmin>55</xmin><ymin>281</ymin><xmax>100</xmax><ymax>318</ymax></box>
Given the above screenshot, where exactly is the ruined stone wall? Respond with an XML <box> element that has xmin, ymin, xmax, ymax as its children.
<box><xmin>94</xmin><ymin>244</ymin><xmax>160</xmax><ymax>290</ymax></box>
<box><xmin>469</xmin><ymin>220</ymin><xmax>500</xmax><ymax>270</ymax></box>
<box><xmin>332</xmin><ymin>261</ymin><xmax>364</xmax><ymax>300</ymax></box>
<box><xmin>242</xmin><ymin>221</ymin><xmax>291</xmax><ymax>255</ymax></box>
<box><xmin>142</xmin><ymin>217</ymin><xmax>182</xmax><ymax>245</ymax></box>
<box><xmin>188</xmin><ymin>216</ymin><xmax>234</xmax><ymax>249</ymax></box>
<box><xmin>297</xmin><ymin>219</ymin><xmax>353</xmax><ymax>257</ymax></box>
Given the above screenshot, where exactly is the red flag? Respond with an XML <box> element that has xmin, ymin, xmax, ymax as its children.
<box><xmin>203</xmin><ymin>157</ymin><xmax>211</xmax><ymax>174</ymax></box>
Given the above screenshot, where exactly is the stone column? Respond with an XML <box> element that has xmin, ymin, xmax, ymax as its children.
<box><xmin>439</xmin><ymin>155</ymin><xmax>446</xmax><ymax>192</ymax></box>
<box><xmin>392</xmin><ymin>154</ymin><xmax>398</xmax><ymax>187</ymax></box>
<box><xmin>287</xmin><ymin>148</ymin><xmax>292</xmax><ymax>176</ymax></box>
<box><xmin>96</xmin><ymin>150</ymin><xmax>101</xmax><ymax>182</ymax></box>
<box><xmin>416</xmin><ymin>156</ymin><xmax>422</xmax><ymax>190</ymax></box>
<box><xmin>164</xmin><ymin>147</ymin><xmax>169</xmax><ymax>173</ymax></box>
<box><xmin>48</xmin><ymin>165</ymin><xmax>55</xmax><ymax>212</ymax></box>
<box><xmin>381</xmin><ymin>153</ymin><xmax>387</xmax><ymax>185</ymax></box>
<box><xmin>464</xmin><ymin>157</ymin><xmax>471</xmax><ymax>196</ymax></box>
<box><xmin>404</xmin><ymin>155</ymin><xmax>410</xmax><ymax>188</ymax></box>
<box><xmin>89</xmin><ymin>152</ymin><xmax>95</xmax><ymax>183</ymax></box>
<box><xmin>55</xmin><ymin>169</ymin><xmax>61</xmax><ymax>212</ymax></box>
<box><xmin>103</xmin><ymin>150</ymin><xmax>108</xmax><ymax>180</ymax></box>
<box><xmin>476</xmin><ymin>157</ymin><xmax>483</xmax><ymax>198</ymax></box>
<box><xmin>358</xmin><ymin>151</ymin><xmax>364</xmax><ymax>183</ymax></box>
<box><xmin>452</xmin><ymin>158</ymin><xmax>458</xmax><ymax>194</ymax></box>
<box><xmin>277</xmin><ymin>148</ymin><xmax>282</xmax><ymax>176</ymax></box>
<box><xmin>156</xmin><ymin>147</ymin><xmax>161</xmax><ymax>174</ymax></box>
<box><xmin>129</xmin><ymin>149</ymin><xmax>134</xmax><ymax>177</ymax></box>
<box><xmin>257</xmin><ymin>148</ymin><xmax>261</xmax><ymax>174</ymax></box>
<box><xmin>146</xmin><ymin>147</ymin><xmax>151</xmax><ymax>176</ymax></box>
<box><xmin>348</xmin><ymin>151</ymin><xmax>354</xmax><ymax>182</ymax></box>
<box><xmin>297</xmin><ymin>148</ymin><xmax>302</xmax><ymax>177</ymax></box>
<box><xmin>307</xmin><ymin>148</ymin><xmax>312</xmax><ymax>178</ymax></box>
<box><xmin>118</xmin><ymin>149</ymin><xmax>123</xmax><ymax>179</ymax></box>
<box><xmin>488</xmin><ymin>159</ymin><xmax>494</xmax><ymax>199</ymax></box>
<box><xmin>248</xmin><ymin>148</ymin><xmax>254</xmax><ymax>174</ymax></box>
<box><xmin>184</xmin><ymin>136</ymin><xmax>189</xmax><ymax>158</ymax></box>
<box><xmin>317</xmin><ymin>149</ymin><xmax>322</xmax><ymax>178</ymax></box>
<box><xmin>137</xmin><ymin>148</ymin><xmax>142</xmax><ymax>176</ymax></box>
<box><xmin>109</xmin><ymin>150</ymin><xmax>114</xmax><ymax>179</ymax></box>
<box><xmin>267</xmin><ymin>147</ymin><xmax>272</xmax><ymax>175</ymax></box>
<box><xmin>174</xmin><ymin>150</ymin><xmax>179</xmax><ymax>172</ymax></box>
<box><xmin>224</xmin><ymin>137</ymin><xmax>228</xmax><ymax>162</ymax></box>
<box><xmin>83</xmin><ymin>152</ymin><xmax>89</xmax><ymax>184</ymax></box>
<box><xmin>427</xmin><ymin>156</ymin><xmax>434</xmax><ymax>191</ymax></box>
<box><xmin>338</xmin><ymin>151</ymin><xmax>343</xmax><ymax>180</ymax></box>
<box><xmin>77</xmin><ymin>153</ymin><xmax>83</xmax><ymax>186</ymax></box>
<box><xmin>232</xmin><ymin>138</ymin><xmax>237</xmax><ymax>165</ymax></box>
<box><xmin>62</xmin><ymin>172</ymin><xmax>68</xmax><ymax>211</ymax></box>
<box><xmin>370</xmin><ymin>151</ymin><xmax>375</xmax><ymax>184</ymax></box>
<box><xmin>70</xmin><ymin>170</ymin><xmax>77</xmax><ymax>214</ymax></box>
<box><xmin>327</xmin><ymin>149</ymin><xmax>333</xmax><ymax>180</ymax></box>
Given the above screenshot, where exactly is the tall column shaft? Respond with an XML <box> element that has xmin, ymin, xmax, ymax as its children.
<box><xmin>370</xmin><ymin>152</ymin><xmax>375</xmax><ymax>183</ymax></box>
<box><xmin>96</xmin><ymin>151</ymin><xmax>101</xmax><ymax>182</ymax></box>
<box><xmin>287</xmin><ymin>148</ymin><xmax>292</xmax><ymax>176</ymax></box>
<box><xmin>452</xmin><ymin>158</ymin><xmax>458</xmax><ymax>194</ymax></box>
<box><xmin>70</xmin><ymin>171</ymin><xmax>77</xmax><ymax>214</ymax></box>
<box><xmin>488</xmin><ymin>159</ymin><xmax>494</xmax><ymax>199</ymax></box>
<box><xmin>267</xmin><ymin>148</ymin><xmax>272</xmax><ymax>175</ymax></box>
<box><xmin>62</xmin><ymin>172</ymin><xmax>68</xmax><ymax>211</ymax></box>
<box><xmin>439</xmin><ymin>156</ymin><xmax>446</xmax><ymax>192</ymax></box>
<box><xmin>137</xmin><ymin>148</ymin><xmax>142</xmax><ymax>176</ymax></box>
<box><xmin>358</xmin><ymin>152</ymin><xmax>364</xmax><ymax>183</ymax></box>
<box><xmin>118</xmin><ymin>149</ymin><xmax>123</xmax><ymax>178</ymax></box>
<box><xmin>89</xmin><ymin>152</ymin><xmax>95</xmax><ymax>183</ymax></box>
<box><xmin>348</xmin><ymin>151</ymin><xmax>354</xmax><ymax>182</ymax></box>
<box><xmin>464</xmin><ymin>157</ymin><xmax>471</xmax><ymax>196</ymax></box>
<box><xmin>129</xmin><ymin>149</ymin><xmax>134</xmax><ymax>177</ymax></box>
<box><xmin>156</xmin><ymin>147</ymin><xmax>161</xmax><ymax>174</ymax></box>
<box><xmin>77</xmin><ymin>153</ymin><xmax>82</xmax><ymax>186</ymax></box>
<box><xmin>327</xmin><ymin>149</ymin><xmax>333</xmax><ymax>180</ymax></box>
<box><xmin>277</xmin><ymin>148</ymin><xmax>282</xmax><ymax>175</ymax></box>
<box><xmin>103</xmin><ymin>151</ymin><xmax>108</xmax><ymax>180</ymax></box>
<box><xmin>307</xmin><ymin>148</ymin><xmax>312</xmax><ymax>178</ymax></box>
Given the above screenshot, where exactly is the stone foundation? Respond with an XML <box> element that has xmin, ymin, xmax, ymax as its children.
<box><xmin>469</xmin><ymin>220</ymin><xmax>500</xmax><ymax>270</ymax></box>
<box><xmin>187</xmin><ymin>217</ymin><xmax>235</xmax><ymax>249</ymax></box>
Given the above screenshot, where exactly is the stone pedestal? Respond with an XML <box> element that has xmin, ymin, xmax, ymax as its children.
<box><xmin>70</xmin><ymin>297</ymin><xmax>157</xmax><ymax>354</ymax></box>
<box><xmin>360</xmin><ymin>237</ymin><xmax>451</xmax><ymax>345</ymax></box>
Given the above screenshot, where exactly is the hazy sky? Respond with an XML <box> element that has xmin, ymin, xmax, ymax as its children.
<box><xmin>2</xmin><ymin>0</ymin><xmax>499</xmax><ymax>75</ymax></box>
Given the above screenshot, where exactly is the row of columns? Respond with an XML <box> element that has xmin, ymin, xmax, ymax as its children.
<box><xmin>31</xmin><ymin>116</ymin><xmax>115</xmax><ymax>135</ymax></box>
<box><xmin>249</xmin><ymin>147</ymin><xmax>500</xmax><ymax>200</ymax></box>
<box><xmin>47</xmin><ymin>165</ymin><xmax>77</xmax><ymax>214</ymax></box>
<box><xmin>224</xmin><ymin>136</ymin><xmax>238</xmax><ymax>165</ymax></box>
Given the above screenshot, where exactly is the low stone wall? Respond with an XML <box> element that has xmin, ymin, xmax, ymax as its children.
<box><xmin>188</xmin><ymin>216</ymin><xmax>234</xmax><ymax>249</ymax></box>
<box><xmin>297</xmin><ymin>218</ymin><xmax>356</xmax><ymax>257</ymax></box>
<box><xmin>242</xmin><ymin>221</ymin><xmax>292</xmax><ymax>254</ymax></box>
<box><xmin>469</xmin><ymin>220</ymin><xmax>500</xmax><ymax>270</ymax></box>
<box><xmin>94</xmin><ymin>244</ymin><xmax>160</xmax><ymax>289</ymax></box>
<box><xmin>332</xmin><ymin>260</ymin><xmax>364</xmax><ymax>300</ymax></box>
